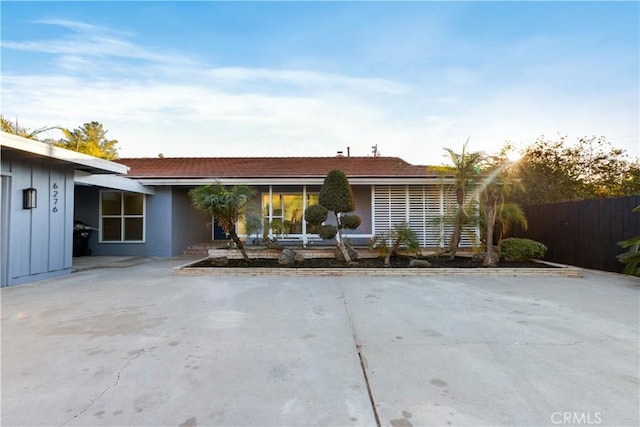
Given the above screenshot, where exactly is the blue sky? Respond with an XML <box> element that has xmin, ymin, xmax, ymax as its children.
<box><xmin>1</xmin><ymin>1</ymin><xmax>638</xmax><ymax>165</ymax></box>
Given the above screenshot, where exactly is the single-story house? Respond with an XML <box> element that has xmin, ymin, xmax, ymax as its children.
<box><xmin>2</xmin><ymin>129</ymin><xmax>477</xmax><ymax>286</ymax></box>
<box><xmin>74</xmin><ymin>155</ymin><xmax>478</xmax><ymax>258</ymax></box>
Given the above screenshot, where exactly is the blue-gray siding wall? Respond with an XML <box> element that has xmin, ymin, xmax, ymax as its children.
<box><xmin>74</xmin><ymin>186</ymin><xmax>210</xmax><ymax>257</ymax></box>
<box><xmin>145</xmin><ymin>187</ymin><xmax>173</xmax><ymax>257</ymax></box>
<box><xmin>75</xmin><ymin>186</ymin><xmax>174</xmax><ymax>257</ymax></box>
<box><xmin>1</xmin><ymin>153</ymin><xmax>74</xmax><ymax>286</ymax></box>
<box><xmin>171</xmin><ymin>187</ymin><xmax>211</xmax><ymax>256</ymax></box>
<box><xmin>351</xmin><ymin>185</ymin><xmax>372</xmax><ymax>235</ymax></box>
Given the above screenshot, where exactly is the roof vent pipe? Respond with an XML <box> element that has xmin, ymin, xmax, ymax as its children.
<box><xmin>347</xmin><ymin>146</ymin><xmax>350</xmax><ymax>158</ymax></box>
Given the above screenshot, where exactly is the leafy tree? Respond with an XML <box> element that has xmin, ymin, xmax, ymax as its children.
<box><xmin>1</xmin><ymin>114</ymin><xmax>58</xmax><ymax>139</ymax></box>
<box><xmin>305</xmin><ymin>169</ymin><xmax>361</xmax><ymax>263</ymax></box>
<box><xmin>54</xmin><ymin>121</ymin><xmax>119</xmax><ymax>160</ymax></box>
<box><xmin>437</xmin><ymin>140</ymin><xmax>484</xmax><ymax>259</ymax></box>
<box><xmin>505</xmin><ymin>136</ymin><xmax>640</xmax><ymax>205</ymax></box>
<box><xmin>189</xmin><ymin>183</ymin><xmax>256</xmax><ymax>261</ymax></box>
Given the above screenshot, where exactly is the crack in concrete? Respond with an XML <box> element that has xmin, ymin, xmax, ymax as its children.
<box><xmin>60</xmin><ymin>349</ymin><xmax>146</xmax><ymax>426</ymax></box>
<box><xmin>339</xmin><ymin>281</ymin><xmax>381</xmax><ymax>427</ymax></box>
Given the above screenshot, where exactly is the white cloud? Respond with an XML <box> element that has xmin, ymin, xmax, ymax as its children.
<box><xmin>1</xmin><ymin>19</ymin><xmax>638</xmax><ymax>167</ymax></box>
<box><xmin>205</xmin><ymin>67</ymin><xmax>410</xmax><ymax>94</ymax></box>
<box><xmin>1</xmin><ymin>18</ymin><xmax>192</xmax><ymax>66</ymax></box>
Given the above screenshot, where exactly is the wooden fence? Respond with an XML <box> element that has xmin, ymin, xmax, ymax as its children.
<box><xmin>512</xmin><ymin>195</ymin><xmax>640</xmax><ymax>273</ymax></box>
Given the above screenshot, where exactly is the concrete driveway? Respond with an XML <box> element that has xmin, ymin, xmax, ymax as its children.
<box><xmin>2</xmin><ymin>257</ymin><xmax>638</xmax><ymax>427</ymax></box>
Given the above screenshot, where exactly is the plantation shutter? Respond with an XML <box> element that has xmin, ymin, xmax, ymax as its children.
<box><xmin>373</xmin><ymin>185</ymin><xmax>407</xmax><ymax>245</ymax></box>
<box><xmin>408</xmin><ymin>186</ymin><xmax>426</xmax><ymax>246</ymax></box>
<box><xmin>373</xmin><ymin>184</ymin><xmax>475</xmax><ymax>248</ymax></box>
<box><xmin>373</xmin><ymin>185</ymin><xmax>392</xmax><ymax>239</ymax></box>
<box><xmin>407</xmin><ymin>185</ymin><xmax>447</xmax><ymax>247</ymax></box>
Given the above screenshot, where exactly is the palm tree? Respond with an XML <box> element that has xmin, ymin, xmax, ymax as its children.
<box><xmin>490</xmin><ymin>202</ymin><xmax>528</xmax><ymax>244</ymax></box>
<box><xmin>477</xmin><ymin>160</ymin><xmax>527</xmax><ymax>266</ymax></box>
<box><xmin>441</xmin><ymin>140</ymin><xmax>485</xmax><ymax>259</ymax></box>
<box><xmin>189</xmin><ymin>183</ymin><xmax>256</xmax><ymax>261</ymax></box>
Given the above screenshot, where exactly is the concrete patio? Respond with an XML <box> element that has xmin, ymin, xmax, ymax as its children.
<box><xmin>2</xmin><ymin>257</ymin><xmax>638</xmax><ymax>426</ymax></box>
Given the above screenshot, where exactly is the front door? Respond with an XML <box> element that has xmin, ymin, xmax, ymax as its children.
<box><xmin>212</xmin><ymin>217</ymin><xmax>230</xmax><ymax>241</ymax></box>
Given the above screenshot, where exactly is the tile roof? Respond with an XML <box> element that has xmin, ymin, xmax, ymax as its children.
<box><xmin>117</xmin><ymin>157</ymin><xmax>442</xmax><ymax>179</ymax></box>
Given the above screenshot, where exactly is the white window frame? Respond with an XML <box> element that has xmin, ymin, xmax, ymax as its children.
<box><xmin>261</xmin><ymin>187</ymin><xmax>321</xmax><ymax>242</ymax></box>
<box><xmin>99</xmin><ymin>190</ymin><xmax>146</xmax><ymax>243</ymax></box>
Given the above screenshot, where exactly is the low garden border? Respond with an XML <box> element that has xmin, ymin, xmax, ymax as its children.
<box><xmin>174</xmin><ymin>249</ymin><xmax>583</xmax><ymax>278</ymax></box>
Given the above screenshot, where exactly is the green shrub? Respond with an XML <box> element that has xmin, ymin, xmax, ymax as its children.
<box><xmin>319</xmin><ymin>170</ymin><xmax>355</xmax><ymax>213</ymax></box>
<box><xmin>319</xmin><ymin>224</ymin><xmax>337</xmax><ymax>240</ymax></box>
<box><xmin>500</xmin><ymin>238</ymin><xmax>547</xmax><ymax>261</ymax></box>
<box><xmin>304</xmin><ymin>204</ymin><xmax>328</xmax><ymax>224</ymax></box>
<box><xmin>341</xmin><ymin>214</ymin><xmax>361</xmax><ymax>230</ymax></box>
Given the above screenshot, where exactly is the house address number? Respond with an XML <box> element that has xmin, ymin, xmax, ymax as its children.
<box><xmin>52</xmin><ymin>182</ymin><xmax>59</xmax><ymax>213</ymax></box>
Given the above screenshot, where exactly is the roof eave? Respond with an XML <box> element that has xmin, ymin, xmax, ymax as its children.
<box><xmin>1</xmin><ymin>131</ymin><xmax>129</xmax><ymax>175</ymax></box>
<box><xmin>134</xmin><ymin>176</ymin><xmax>453</xmax><ymax>186</ymax></box>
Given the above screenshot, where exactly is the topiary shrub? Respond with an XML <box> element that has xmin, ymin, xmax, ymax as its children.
<box><xmin>319</xmin><ymin>170</ymin><xmax>355</xmax><ymax>213</ymax></box>
<box><xmin>500</xmin><ymin>238</ymin><xmax>547</xmax><ymax>261</ymax></box>
<box><xmin>304</xmin><ymin>170</ymin><xmax>361</xmax><ymax>263</ymax></box>
<box><xmin>341</xmin><ymin>214</ymin><xmax>361</xmax><ymax>230</ymax></box>
<box><xmin>319</xmin><ymin>224</ymin><xmax>338</xmax><ymax>240</ymax></box>
<box><xmin>304</xmin><ymin>204</ymin><xmax>329</xmax><ymax>225</ymax></box>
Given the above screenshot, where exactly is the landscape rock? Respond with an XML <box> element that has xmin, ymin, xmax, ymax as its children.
<box><xmin>294</xmin><ymin>253</ymin><xmax>305</xmax><ymax>264</ymax></box>
<box><xmin>278</xmin><ymin>248</ymin><xmax>297</xmax><ymax>266</ymax></box>
<box><xmin>409</xmin><ymin>259</ymin><xmax>431</xmax><ymax>268</ymax></box>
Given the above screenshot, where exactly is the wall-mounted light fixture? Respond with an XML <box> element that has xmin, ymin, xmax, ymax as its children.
<box><xmin>23</xmin><ymin>188</ymin><xmax>37</xmax><ymax>209</ymax></box>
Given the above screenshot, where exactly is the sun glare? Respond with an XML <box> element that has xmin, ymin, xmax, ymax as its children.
<box><xmin>506</xmin><ymin>150</ymin><xmax>522</xmax><ymax>163</ymax></box>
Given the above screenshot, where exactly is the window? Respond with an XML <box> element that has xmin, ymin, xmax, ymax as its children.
<box><xmin>263</xmin><ymin>193</ymin><xmax>320</xmax><ymax>235</ymax></box>
<box><xmin>100</xmin><ymin>191</ymin><xmax>145</xmax><ymax>242</ymax></box>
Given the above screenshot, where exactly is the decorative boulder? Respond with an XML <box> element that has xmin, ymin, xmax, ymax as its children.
<box><xmin>278</xmin><ymin>248</ymin><xmax>297</xmax><ymax>266</ymax></box>
<box><xmin>294</xmin><ymin>253</ymin><xmax>305</xmax><ymax>264</ymax></box>
<box><xmin>409</xmin><ymin>259</ymin><xmax>431</xmax><ymax>268</ymax></box>
<box><xmin>210</xmin><ymin>256</ymin><xmax>229</xmax><ymax>266</ymax></box>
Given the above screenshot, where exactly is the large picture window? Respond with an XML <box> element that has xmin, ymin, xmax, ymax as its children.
<box><xmin>263</xmin><ymin>193</ymin><xmax>320</xmax><ymax>235</ymax></box>
<box><xmin>100</xmin><ymin>191</ymin><xmax>145</xmax><ymax>242</ymax></box>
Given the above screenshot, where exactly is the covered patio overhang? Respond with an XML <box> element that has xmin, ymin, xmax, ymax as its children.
<box><xmin>74</xmin><ymin>171</ymin><xmax>154</xmax><ymax>195</ymax></box>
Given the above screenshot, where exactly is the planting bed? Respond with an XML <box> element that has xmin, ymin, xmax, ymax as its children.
<box><xmin>186</xmin><ymin>256</ymin><xmax>552</xmax><ymax>269</ymax></box>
